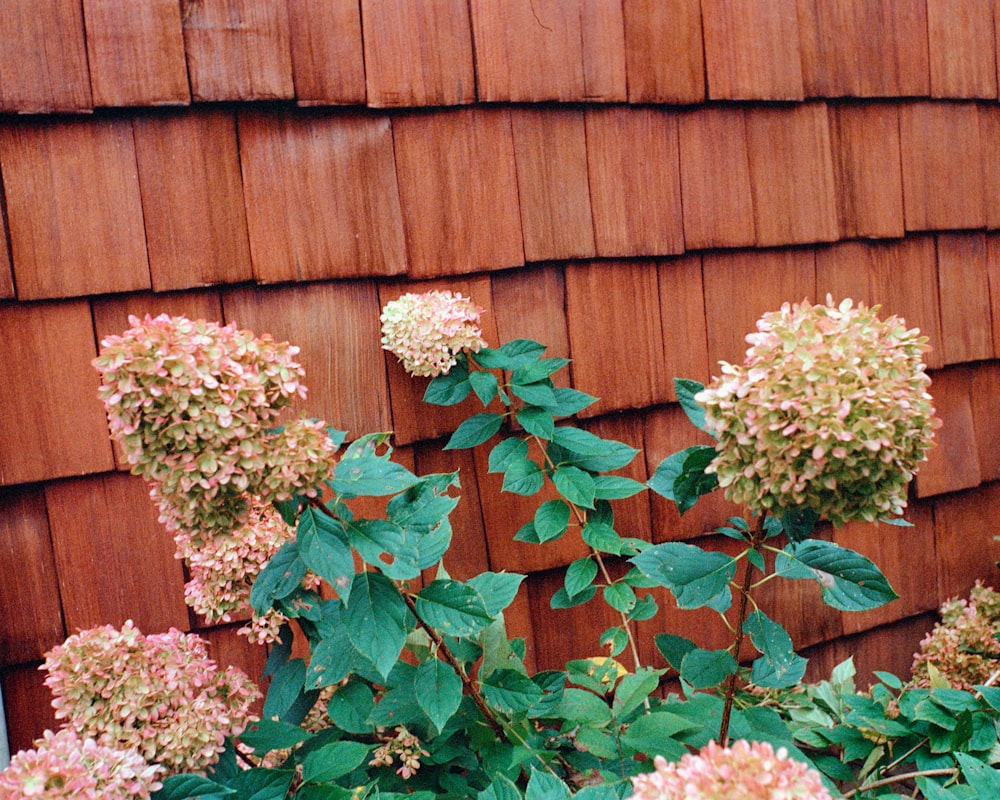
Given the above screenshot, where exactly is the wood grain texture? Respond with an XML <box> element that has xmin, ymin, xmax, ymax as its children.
<box><xmin>1</xmin><ymin>663</ymin><xmax>58</xmax><ymax>754</ymax></box>
<box><xmin>836</xmin><ymin>503</ymin><xmax>939</xmax><ymax>635</ymax></box>
<box><xmin>377</xmin><ymin>275</ymin><xmax>499</xmax><ymax>445</ymax></box>
<box><xmin>0</xmin><ymin>118</ymin><xmax>150</xmax><ymax>300</ymax></box>
<box><xmin>45</xmin><ymin>473</ymin><xmax>189</xmax><ymax>633</ymax></box>
<box><xmin>490</xmin><ymin>265</ymin><xmax>570</xmax><ymax>388</ymax></box>
<box><xmin>134</xmin><ymin>110</ymin><xmax>252</xmax><ymax>291</ymax></box>
<box><xmin>970</xmin><ymin>361</ymin><xmax>1000</xmax><ymax>482</ymax></box>
<box><xmin>510</xmin><ymin>108</ymin><xmax>595</xmax><ymax>262</ymax></box>
<box><xmin>914</xmin><ymin>365</ymin><xmax>982</xmax><ymax>498</ymax></box>
<box><xmin>814</xmin><ymin>241</ymin><xmax>874</xmax><ymax>306</ymax></box>
<box><xmin>702</xmin><ymin>0</ymin><xmax>804</xmax><ymax>100</ymax></box>
<box><xmin>585</xmin><ymin>107</ymin><xmax>684</xmax><ymax>258</ymax></box>
<box><xmin>412</xmin><ymin>444</ymin><xmax>490</xmax><ymax>581</ymax></box>
<box><xmin>658</xmin><ymin>255</ymin><xmax>711</xmax><ymax>394</ymax></box>
<box><xmin>361</xmin><ymin>0</ymin><xmax>475</xmax><ymax>107</ymax></box>
<box><xmin>702</xmin><ymin>248</ymin><xmax>817</xmax><ymax>368</ymax></box>
<box><xmin>473</xmin><ymin>436</ymin><xmax>590</xmax><ymax>573</ymax></box>
<box><xmin>581</xmin><ymin>413</ymin><xmax>652</xmax><ymax>542</ymax></box>
<box><xmin>642</xmin><ymin>405</ymin><xmax>741</xmax><ymax>543</ymax></box>
<box><xmin>988</xmin><ymin>235</ymin><xmax>1000</xmax><ymax>356</ymax></box>
<box><xmin>83</xmin><ymin>0</ymin><xmax>189</xmax><ymax>107</ymax></box>
<box><xmin>0</xmin><ymin>487</ymin><xmax>65</xmax><ymax>666</ymax></box>
<box><xmin>797</xmin><ymin>0</ymin><xmax>930</xmax><ymax>97</ymax></box>
<box><xmin>238</xmin><ymin>109</ymin><xmax>406</xmax><ymax>282</ymax></box>
<box><xmin>978</xmin><ymin>105</ymin><xmax>1000</xmax><ymax>229</ymax></box>
<box><xmin>0</xmin><ymin>300</ymin><xmax>114</xmax><ymax>486</ymax></box>
<box><xmin>927</xmin><ymin>0</ymin><xmax>997</xmax><ymax>98</ymax></box>
<box><xmin>0</xmin><ymin>0</ymin><xmax>92</xmax><ymax>112</ymax></box>
<box><xmin>222</xmin><ymin>282</ymin><xmax>392</xmax><ymax>439</ymax></box>
<box><xmin>828</xmin><ymin>103</ymin><xmax>905</xmax><ymax>239</ymax></box>
<box><xmin>900</xmin><ymin>101</ymin><xmax>986</xmax><ymax>231</ymax></box>
<box><xmin>932</xmin><ymin>482</ymin><xmax>1000</xmax><ymax>600</ymax></box>
<box><xmin>678</xmin><ymin>107</ymin><xmax>755</xmax><ymax>250</ymax></box>
<box><xmin>0</xmin><ymin>210</ymin><xmax>13</xmax><ymax>299</ymax></box>
<box><xmin>744</xmin><ymin>102</ymin><xmax>838</xmax><ymax>246</ymax></box>
<box><xmin>393</xmin><ymin>108</ymin><xmax>523</xmax><ymax>277</ymax></box>
<box><xmin>182</xmin><ymin>0</ymin><xmax>294</xmax><ymax>101</ymax></box>
<box><xmin>623</xmin><ymin>0</ymin><xmax>705</xmax><ymax>104</ymax></box>
<box><xmin>866</xmin><ymin>236</ymin><xmax>945</xmax><ymax>369</ymax></box>
<box><xmin>470</xmin><ymin>0</ymin><xmax>626</xmax><ymax>102</ymax></box>
<box><xmin>565</xmin><ymin>261</ymin><xmax>671</xmax><ymax>417</ymax></box>
<box><xmin>286</xmin><ymin>0</ymin><xmax>366</xmax><ymax>105</ymax></box>
<box><xmin>936</xmin><ymin>233</ymin><xmax>994</xmax><ymax>365</ymax></box>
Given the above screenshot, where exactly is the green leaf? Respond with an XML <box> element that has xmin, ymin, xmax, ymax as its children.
<box><xmin>778</xmin><ymin>506</ymin><xmax>820</xmax><ymax>543</ymax></box>
<box><xmin>469</xmin><ymin>370</ymin><xmax>500</xmax><ymax>405</ymax></box>
<box><xmin>549</xmin><ymin>387</ymin><xmax>598</xmax><ymax>417</ymax></box>
<box><xmin>603</xmin><ymin>582</ymin><xmax>636</xmax><ymax>613</ymax></box>
<box><xmin>628</xmin><ymin>593</ymin><xmax>658</xmax><ymax>621</ymax></box>
<box><xmin>250</xmin><ymin>541</ymin><xmax>307</xmax><ymax>614</ymax></box>
<box><xmin>565</xmin><ymin>558</ymin><xmax>598</xmax><ymax>598</ymax></box>
<box><xmin>593</xmin><ymin>475</ymin><xmax>646</xmax><ymax>500</ymax></box>
<box><xmin>525</xmin><ymin>769</ymin><xmax>571</xmax><ymax>800</ymax></box>
<box><xmin>445</xmin><ymin>413</ymin><xmax>505</xmax><ymax>450</ymax></box>
<box><xmin>776</xmin><ymin>540</ymin><xmax>898</xmax><ymax>611</ymax></box>
<box><xmin>489</xmin><ymin>438</ymin><xmax>529</xmax><ymax>473</ymax></box>
<box><xmin>297</xmin><ymin>508</ymin><xmax>354</xmax><ymax>602</ymax></box>
<box><xmin>479</xmin><ymin>775</ymin><xmax>523</xmax><ymax>800</ymax></box>
<box><xmin>416</xmin><ymin>579</ymin><xmax>493</xmax><ymax>637</ymax></box>
<box><xmin>613</xmin><ymin>668</ymin><xmax>665</xmax><ymax>717</ymax></box>
<box><xmin>744</xmin><ymin>610</ymin><xmax>808</xmax><ymax>689</ymax></box>
<box><xmin>345</xmin><ymin>571</ymin><xmax>408</xmax><ymax>678</ymax></box>
<box><xmin>301</xmin><ymin>741</ymin><xmax>372</xmax><ymax>784</ymax></box>
<box><xmin>513</xmin><ymin>358</ymin><xmax>570</xmax><ymax>385</ymax></box>
<box><xmin>501</xmin><ymin>457</ymin><xmax>545</xmax><ymax>496</ymax></box>
<box><xmin>533</xmin><ymin>499</ymin><xmax>571</xmax><ymax>542</ymax></box>
<box><xmin>551</xmin><ymin>427</ymin><xmax>615</xmax><ymax>456</ymax></box>
<box><xmin>155</xmin><ymin>775</ymin><xmax>236</xmax><ymax>798</ymax></box>
<box><xmin>238</xmin><ymin>719</ymin><xmax>312</xmax><ymax>753</ymax></box>
<box><xmin>550</xmin><ymin>585</ymin><xmax>597</xmax><ymax>609</ymax></box>
<box><xmin>581</xmin><ymin>525</ymin><xmax>624</xmax><ymax>559</ymax></box>
<box><xmin>467</xmin><ymin>572</ymin><xmax>525</xmax><ymax>617</ymax></box>
<box><xmin>552</xmin><ymin>465</ymin><xmax>596</xmax><ymax>509</ymax></box>
<box><xmin>646</xmin><ymin>446</ymin><xmax>695</xmax><ymax>501</ymax></box>
<box><xmin>601</xmin><ymin>627</ymin><xmax>629</xmax><ymax>657</ymax></box>
<box><xmin>231</xmin><ymin>769</ymin><xmax>296</xmax><ymax>800</ymax></box>
<box><xmin>481</xmin><ymin>668</ymin><xmax>544</xmax><ymax>715</ymax></box>
<box><xmin>620</xmin><ymin>712</ymin><xmax>694</xmax><ymax>761</ymax></box>
<box><xmin>331</xmin><ymin>450</ymin><xmax>419</xmax><ymax>499</ymax></box>
<box><xmin>479</xmin><ymin>615</ymin><xmax>528</xmax><ymax>680</ymax></box>
<box><xmin>307</xmin><ymin>617</ymin><xmax>359</xmax><ymax>688</ymax></box>
<box><xmin>547</xmin><ymin>440</ymin><xmax>639</xmax><ymax>472</ymax></box>
<box><xmin>483</xmin><ymin>339</ymin><xmax>547</xmax><ymax>369</ymax></box>
<box><xmin>415</xmin><ymin>658</ymin><xmax>463</xmax><ymax>731</ymax></box>
<box><xmin>324</xmin><ymin>681</ymin><xmax>375</xmax><ymax>734</ymax></box>
<box><xmin>655</xmin><ymin>633</ymin><xmax>698</xmax><ymax>672</ymax></box>
<box><xmin>674</xmin><ymin>378</ymin><xmax>712</xmax><ymax>435</ymax></box>
<box><xmin>263</xmin><ymin>659</ymin><xmax>307</xmax><ymax>721</ymax></box>
<box><xmin>673</xmin><ymin>445</ymin><xmax>719</xmax><ymax>514</ymax></box>
<box><xmin>681</xmin><ymin>648</ymin><xmax>738</xmax><ymax>689</ymax></box>
<box><xmin>630</xmin><ymin>542</ymin><xmax>736</xmax><ymax>611</ymax></box>
<box><xmin>509</xmin><ymin>381</ymin><xmax>557</xmax><ymax>408</ymax></box>
<box><xmin>424</xmin><ymin>362</ymin><xmax>472</xmax><ymax>406</ymax></box>
<box><xmin>517</xmin><ymin>407</ymin><xmax>555</xmax><ymax>440</ymax></box>
<box><xmin>557</xmin><ymin>688</ymin><xmax>613</xmax><ymax>727</ymax></box>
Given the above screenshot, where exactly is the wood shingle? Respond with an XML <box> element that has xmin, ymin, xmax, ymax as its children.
<box><xmin>927</xmin><ymin>0</ymin><xmax>998</xmax><ymax>99</ymax></box>
<box><xmin>623</xmin><ymin>0</ymin><xmax>705</xmax><ymax>104</ymax></box>
<box><xmin>936</xmin><ymin>233</ymin><xmax>994</xmax><ymax>365</ymax></box>
<box><xmin>286</xmin><ymin>0</ymin><xmax>366</xmax><ymax>106</ymax></box>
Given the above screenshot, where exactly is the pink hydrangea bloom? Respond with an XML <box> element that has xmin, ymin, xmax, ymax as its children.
<box><xmin>42</xmin><ymin>621</ymin><xmax>260</xmax><ymax>775</ymax></box>
<box><xmin>369</xmin><ymin>726</ymin><xmax>430</xmax><ymax>780</ymax></box>
<box><xmin>0</xmin><ymin>729</ymin><xmax>163</xmax><ymax>800</ymax></box>
<box><xmin>380</xmin><ymin>291</ymin><xmax>486</xmax><ymax>377</ymax></box>
<box><xmin>628</xmin><ymin>740</ymin><xmax>832</xmax><ymax>800</ymax></box>
<box><xmin>696</xmin><ymin>298</ymin><xmax>939</xmax><ymax>526</ymax></box>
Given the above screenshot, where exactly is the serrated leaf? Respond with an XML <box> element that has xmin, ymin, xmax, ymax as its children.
<box><xmin>553</xmin><ymin>465</ymin><xmax>596</xmax><ymax>509</ymax></box>
<box><xmin>549</xmin><ymin>387</ymin><xmax>598</xmax><ymax>417</ymax></box>
<box><xmin>630</xmin><ymin>542</ymin><xmax>736</xmax><ymax>611</ymax></box>
<box><xmin>613</xmin><ymin>668</ymin><xmax>665</xmax><ymax>717</ymax></box>
<box><xmin>681</xmin><ymin>648</ymin><xmax>738</xmax><ymax>689</ymax></box>
<box><xmin>776</xmin><ymin>540</ymin><xmax>898</xmax><ymax>611</ymax></box>
<box><xmin>551</xmin><ymin>427</ymin><xmax>616</xmax><ymax>456</ymax></box>
<box><xmin>603</xmin><ymin>582</ymin><xmax>635</xmax><ymax>613</ymax></box>
<box><xmin>479</xmin><ymin>774</ymin><xmax>523</xmax><ymax>800</ymax></box>
<box><xmin>346</xmin><ymin>518</ymin><xmax>419</xmax><ymax>580</ymax></box>
<box><xmin>654</xmin><ymin>633</ymin><xmax>698</xmax><ymax>671</ymax></box>
<box><xmin>516</xmin><ymin>406</ymin><xmax>555</xmax><ymax>440</ymax></box>
<box><xmin>646</xmin><ymin>447</ymin><xmax>695</xmax><ymax>501</ymax></box>
<box><xmin>513</xmin><ymin>358</ymin><xmax>570</xmax><ymax>384</ymax></box>
<box><xmin>423</xmin><ymin>362</ymin><xmax>472</xmax><ymax>406</ymax></box>
<box><xmin>488</xmin><ymin>438</ymin><xmax>529</xmax><ymax>473</ymax></box>
<box><xmin>301</xmin><ymin>741</ymin><xmax>372</xmax><ymax>784</ymax></box>
<box><xmin>525</xmin><ymin>769</ymin><xmax>571</xmax><ymax>800</ymax></box>
<box><xmin>237</xmin><ymin>719</ymin><xmax>312</xmax><ymax>754</ymax></box>
<box><xmin>467</xmin><ymin>572</ymin><xmax>525</xmax><ymax>617</ymax></box>
<box><xmin>325</xmin><ymin>681</ymin><xmax>375</xmax><ymax>734</ymax></box>
<box><xmin>557</xmin><ymin>687</ymin><xmax>613</xmax><ymax>727</ymax></box>
<box><xmin>496</xmin><ymin>339</ymin><xmax>547</xmax><ymax>367</ymax></box>
<box><xmin>628</xmin><ymin>593</ymin><xmax>658</xmax><ymax>621</ymax></box>
<box><xmin>533</xmin><ymin>499</ymin><xmax>571</xmax><ymax>542</ymax></box>
<box><xmin>674</xmin><ymin>378</ymin><xmax>712</xmax><ymax>435</ymax></box>
<box><xmin>779</xmin><ymin>506</ymin><xmax>820</xmax><ymax>543</ymax></box>
<box><xmin>445</xmin><ymin>413</ymin><xmax>505</xmax><ymax>450</ymax></box>
<box><xmin>601</xmin><ymin>627</ymin><xmax>629</xmax><ymax>657</ymax></box>
<box><xmin>469</xmin><ymin>370</ymin><xmax>500</xmax><ymax>405</ymax></box>
<box><xmin>263</xmin><ymin>658</ymin><xmax>308</xmax><ymax>722</ymax></box>
<box><xmin>415</xmin><ymin>658</ymin><xmax>463</xmax><ymax>731</ymax></box>
<box><xmin>581</xmin><ymin>521</ymin><xmax>622</xmax><ymax>554</ymax></box>
<box><xmin>345</xmin><ymin>571</ymin><xmax>408</xmax><ymax>678</ymax></box>
<box><xmin>501</xmin><ymin>457</ymin><xmax>545</xmax><ymax>495</ymax></box>
<box><xmin>297</xmin><ymin>508</ymin><xmax>353</xmax><ymax>602</ymax></box>
<box><xmin>331</xmin><ymin>451</ymin><xmax>419</xmax><ymax>498</ymax></box>
<box><xmin>509</xmin><ymin>381</ymin><xmax>557</xmax><ymax>408</ymax></box>
<box><xmin>550</xmin><ymin>584</ymin><xmax>597</xmax><ymax>609</ymax></box>
<box><xmin>565</xmin><ymin>558</ymin><xmax>598</xmax><ymax>598</ymax></box>
<box><xmin>306</xmin><ymin>626</ymin><xmax>358</xmax><ymax>689</ymax></box>
<box><xmin>155</xmin><ymin>774</ymin><xmax>236</xmax><ymax>798</ymax></box>
<box><xmin>250</xmin><ymin>541</ymin><xmax>307</xmax><ymax>614</ymax></box>
<box><xmin>481</xmin><ymin>668</ymin><xmax>544</xmax><ymax>715</ymax></box>
<box><xmin>593</xmin><ymin>475</ymin><xmax>646</xmax><ymax>500</ymax></box>
<box><xmin>416</xmin><ymin>579</ymin><xmax>493</xmax><ymax>637</ymax></box>
<box><xmin>547</xmin><ymin>440</ymin><xmax>639</xmax><ymax>472</ymax></box>
<box><xmin>745</xmin><ymin>610</ymin><xmax>807</xmax><ymax>689</ymax></box>
<box><xmin>620</xmin><ymin>712</ymin><xmax>695</xmax><ymax>760</ymax></box>
<box><xmin>673</xmin><ymin>445</ymin><xmax>719</xmax><ymax>514</ymax></box>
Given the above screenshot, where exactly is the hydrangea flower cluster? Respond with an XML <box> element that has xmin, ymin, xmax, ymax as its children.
<box><xmin>0</xmin><ymin>729</ymin><xmax>164</xmax><ymax>800</ymax></box>
<box><xmin>696</xmin><ymin>298</ymin><xmax>938</xmax><ymax>526</ymax></box>
<box><xmin>912</xmin><ymin>582</ymin><xmax>1000</xmax><ymax>690</ymax></box>
<box><xmin>369</xmin><ymin>726</ymin><xmax>430</xmax><ymax>779</ymax></box>
<box><xmin>628</xmin><ymin>740</ymin><xmax>832</xmax><ymax>800</ymax></box>
<box><xmin>380</xmin><ymin>290</ymin><xmax>487</xmax><ymax>377</ymax></box>
<box><xmin>42</xmin><ymin>621</ymin><xmax>260</xmax><ymax>774</ymax></box>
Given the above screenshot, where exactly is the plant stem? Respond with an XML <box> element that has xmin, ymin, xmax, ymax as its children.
<box><xmin>400</xmin><ymin>591</ymin><xmax>506</xmax><ymax>737</ymax></box>
<box><xmin>718</xmin><ymin>512</ymin><xmax>767</xmax><ymax>746</ymax></box>
<box><xmin>843</xmin><ymin>768</ymin><xmax>957</xmax><ymax>798</ymax></box>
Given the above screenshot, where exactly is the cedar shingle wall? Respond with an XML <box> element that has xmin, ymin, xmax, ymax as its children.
<box><xmin>2</xmin><ymin>0</ymin><xmax>1000</xmax><ymax>751</ymax></box>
